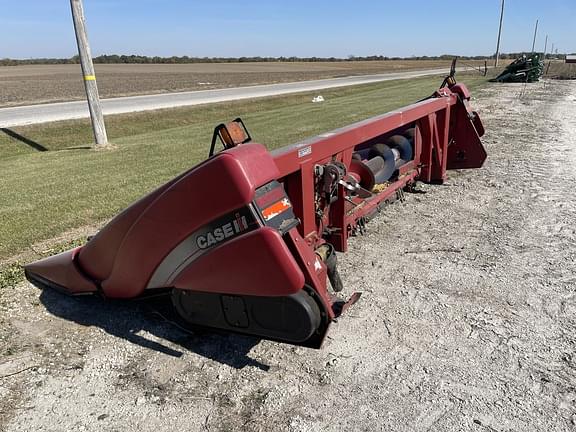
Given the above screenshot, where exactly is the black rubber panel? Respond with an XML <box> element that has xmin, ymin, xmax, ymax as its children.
<box><xmin>171</xmin><ymin>288</ymin><xmax>324</xmax><ymax>345</ymax></box>
<box><xmin>367</xmin><ymin>144</ymin><xmax>396</xmax><ymax>183</ymax></box>
<box><xmin>386</xmin><ymin>135</ymin><xmax>413</xmax><ymax>161</ymax></box>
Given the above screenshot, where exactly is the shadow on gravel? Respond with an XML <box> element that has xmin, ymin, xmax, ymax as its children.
<box><xmin>39</xmin><ymin>288</ymin><xmax>269</xmax><ymax>371</ymax></box>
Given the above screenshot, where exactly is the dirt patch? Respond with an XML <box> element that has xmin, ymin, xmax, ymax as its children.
<box><xmin>1</xmin><ymin>79</ymin><xmax>576</xmax><ymax>431</ymax></box>
<box><xmin>0</xmin><ymin>60</ymin><xmax>489</xmax><ymax>107</ymax></box>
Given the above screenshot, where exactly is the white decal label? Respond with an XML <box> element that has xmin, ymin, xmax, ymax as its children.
<box><xmin>298</xmin><ymin>146</ymin><xmax>312</xmax><ymax>158</ymax></box>
<box><xmin>196</xmin><ymin>214</ymin><xmax>248</xmax><ymax>249</ymax></box>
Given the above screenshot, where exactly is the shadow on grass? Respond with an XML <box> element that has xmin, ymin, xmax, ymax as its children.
<box><xmin>39</xmin><ymin>288</ymin><xmax>269</xmax><ymax>371</ymax></box>
<box><xmin>58</xmin><ymin>146</ymin><xmax>93</xmax><ymax>151</ymax></box>
<box><xmin>1</xmin><ymin>128</ymin><xmax>49</xmax><ymax>152</ymax></box>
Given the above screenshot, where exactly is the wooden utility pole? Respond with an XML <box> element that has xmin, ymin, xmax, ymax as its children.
<box><xmin>543</xmin><ymin>34</ymin><xmax>548</xmax><ymax>59</ymax></box>
<box><xmin>494</xmin><ymin>0</ymin><xmax>505</xmax><ymax>67</ymax></box>
<box><xmin>70</xmin><ymin>0</ymin><xmax>109</xmax><ymax>148</ymax></box>
<box><xmin>531</xmin><ymin>19</ymin><xmax>539</xmax><ymax>54</ymax></box>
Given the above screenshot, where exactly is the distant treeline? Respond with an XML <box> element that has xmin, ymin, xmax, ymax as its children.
<box><xmin>1</xmin><ymin>54</ymin><xmax>482</xmax><ymax>66</ymax></box>
<box><xmin>0</xmin><ymin>53</ymin><xmax>571</xmax><ymax>66</ymax></box>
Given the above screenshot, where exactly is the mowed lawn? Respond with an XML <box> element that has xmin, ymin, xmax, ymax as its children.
<box><xmin>0</xmin><ymin>74</ymin><xmax>490</xmax><ymax>260</ymax></box>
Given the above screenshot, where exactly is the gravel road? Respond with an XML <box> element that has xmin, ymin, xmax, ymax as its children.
<box><xmin>1</xmin><ymin>79</ymin><xmax>575</xmax><ymax>431</ymax></box>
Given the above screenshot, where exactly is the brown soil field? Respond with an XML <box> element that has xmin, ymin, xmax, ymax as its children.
<box><xmin>0</xmin><ymin>60</ymin><xmax>489</xmax><ymax>107</ymax></box>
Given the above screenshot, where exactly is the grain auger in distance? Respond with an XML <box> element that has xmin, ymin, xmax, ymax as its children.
<box><xmin>25</xmin><ymin>70</ymin><xmax>487</xmax><ymax>348</ymax></box>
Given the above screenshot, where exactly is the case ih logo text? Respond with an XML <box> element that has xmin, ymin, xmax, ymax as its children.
<box><xmin>196</xmin><ymin>213</ymin><xmax>249</xmax><ymax>249</ymax></box>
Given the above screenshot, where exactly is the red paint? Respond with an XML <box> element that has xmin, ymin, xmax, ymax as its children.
<box><xmin>173</xmin><ymin>227</ymin><xmax>304</xmax><ymax>297</ymax></box>
<box><xmin>25</xmin><ymin>81</ymin><xmax>486</xmax><ymax>343</ymax></box>
<box><xmin>25</xmin><ymin>248</ymin><xmax>97</xmax><ymax>295</ymax></box>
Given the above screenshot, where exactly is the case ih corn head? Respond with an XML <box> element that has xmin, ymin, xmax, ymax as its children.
<box><xmin>25</xmin><ymin>66</ymin><xmax>486</xmax><ymax>348</ymax></box>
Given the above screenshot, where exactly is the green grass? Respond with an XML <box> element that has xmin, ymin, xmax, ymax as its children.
<box><xmin>0</xmin><ymin>73</ymin><xmax>491</xmax><ymax>260</ymax></box>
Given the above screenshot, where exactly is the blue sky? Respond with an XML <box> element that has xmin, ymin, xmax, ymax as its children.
<box><xmin>0</xmin><ymin>0</ymin><xmax>574</xmax><ymax>59</ymax></box>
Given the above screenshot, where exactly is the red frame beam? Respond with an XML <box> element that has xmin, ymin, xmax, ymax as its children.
<box><xmin>269</xmin><ymin>85</ymin><xmax>485</xmax><ymax>252</ymax></box>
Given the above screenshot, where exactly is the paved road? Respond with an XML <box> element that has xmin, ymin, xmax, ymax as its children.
<box><xmin>0</xmin><ymin>67</ymin><xmax>474</xmax><ymax>127</ymax></box>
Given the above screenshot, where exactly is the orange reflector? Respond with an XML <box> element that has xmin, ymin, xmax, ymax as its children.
<box><xmin>261</xmin><ymin>199</ymin><xmax>292</xmax><ymax>221</ymax></box>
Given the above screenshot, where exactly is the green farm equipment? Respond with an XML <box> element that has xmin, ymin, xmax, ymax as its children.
<box><xmin>491</xmin><ymin>54</ymin><xmax>544</xmax><ymax>83</ymax></box>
